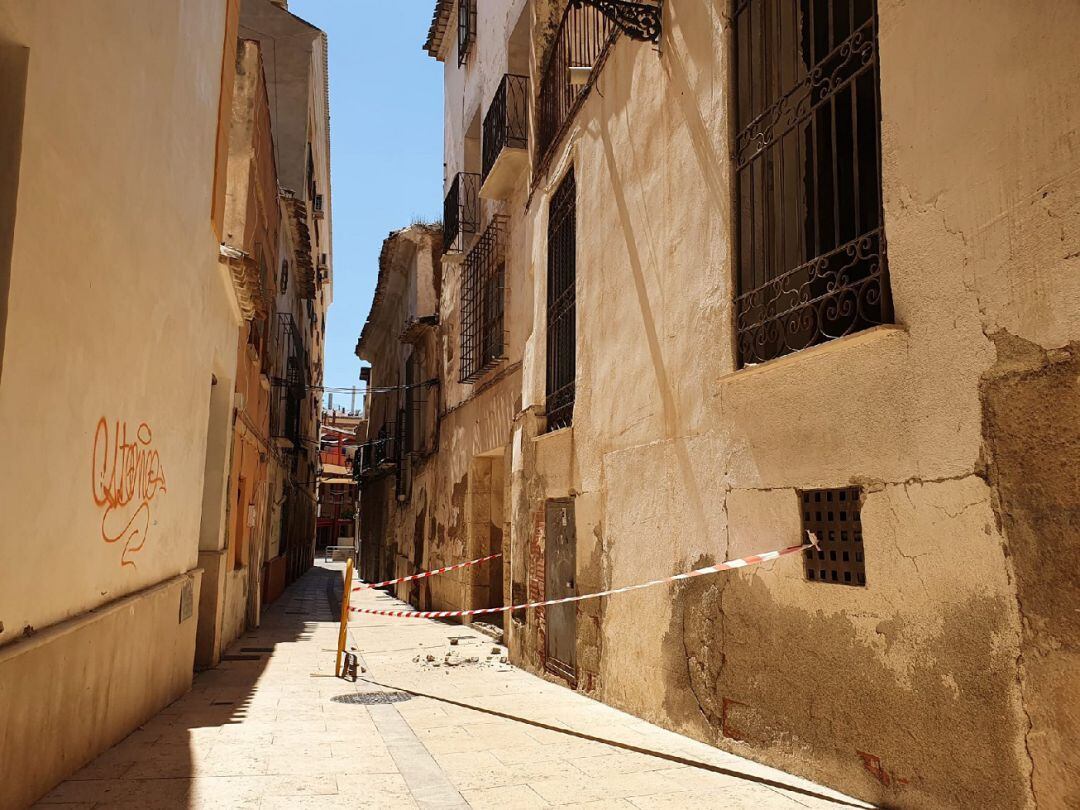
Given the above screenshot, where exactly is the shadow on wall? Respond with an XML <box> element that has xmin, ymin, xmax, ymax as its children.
<box><xmin>36</xmin><ymin>567</ymin><xmax>343</xmax><ymax>806</ymax></box>
<box><xmin>595</xmin><ymin>55</ymin><xmax>712</xmax><ymax>551</ymax></box>
<box><xmin>0</xmin><ymin>41</ymin><xmax>28</xmax><ymax>385</ymax></box>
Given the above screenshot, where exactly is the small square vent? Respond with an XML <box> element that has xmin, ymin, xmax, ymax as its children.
<box><xmin>801</xmin><ymin>487</ymin><xmax>866</xmax><ymax>587</ymax></box>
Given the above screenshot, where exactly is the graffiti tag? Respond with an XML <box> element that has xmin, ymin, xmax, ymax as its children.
<box><xmin>91</xmin><ymin>418</ymin><xmax>167</xmax><ymax>568</ymax></box>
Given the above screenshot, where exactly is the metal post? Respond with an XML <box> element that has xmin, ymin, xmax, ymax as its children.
<box><xmin>335</xmin><ymin>557</ymin><xmax>354</xmax><ymax>677</ymax></box>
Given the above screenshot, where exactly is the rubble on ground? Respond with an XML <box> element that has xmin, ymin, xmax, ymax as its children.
<box><xmin>412</xmin><ymin>638</ymin><xmax>512</xmax><ymax>672</ymax></box>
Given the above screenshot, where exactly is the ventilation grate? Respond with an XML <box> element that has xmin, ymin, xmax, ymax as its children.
<box><xmin>801</xmin><ymin>487</ymin><xmax>866</xmax><ymax>587</ymax></box>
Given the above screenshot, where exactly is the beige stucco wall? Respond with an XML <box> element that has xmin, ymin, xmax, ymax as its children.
<box><xmin>0</xmin><ymin>571</ymin><xmax>203</xmax><ymax>810</ymax></box>
<box><xmin>437</xmin><ymin>0</ymin><xmax>1080</xmax><ymax>807</ymax></box>
<box><xmin>0</xmin><ymin>0</ymin><xmax>239</xmax><ymax>803</ymax></box>
<box><xmin>0</xmin><ymin>0</ymin><xmax>238</xmax><ymax>637</ymax></box>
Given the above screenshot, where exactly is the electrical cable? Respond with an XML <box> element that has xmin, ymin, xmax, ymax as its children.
<box><xmin>275</xmin><ymin>378</ymin><xmax>439</xmax><ymax>394</ymax></box>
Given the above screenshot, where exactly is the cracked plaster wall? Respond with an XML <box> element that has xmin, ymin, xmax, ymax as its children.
<box><xmin>408</xmin><ymin>0</ymin><xmax>1080</xmax><ymax>806</ymax></box>
<box><xmin>496</xmin><ymin>0</ymin><xmax>1080</xmax><ymax>808</ymax></box>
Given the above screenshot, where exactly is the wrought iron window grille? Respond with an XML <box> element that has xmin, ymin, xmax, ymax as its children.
<box><xmin>443</xmin><ymin>172</ymin><xmax>480</xmax><ymax>253</ymax></box>
<box><xmin>537</xmin><ymin>2</ymin><xmax>618</xmax><ymax>167</ymax></box>
<box><xmin>457</xmin><ymin>0</ymin><xmax>476</xmax><ymax>68</ymax></box>
<box><xmin>545</xmin><ymin>170</ymin><xmax>576</xmax><ymax>432</ymax></box>
<box><xmin>395</xmin><ymin>407</ymin><xmax>410</xmax><ymax>500</ymax></box>
<box><xmin>460</xmin><ymin>215</ymin><xmax>508</xmax><ymax>383</ymax></box>
<box><xmin>482</xmin><ymin>74</ymin><xmax>529</xmax><ymax>183</ymax></box>
<box><xmin>403</xmin><ymin>355</ymin><xmax>429</xmax><ymax>457</ymax></box>
<box><xmin>271</xmin><ymin>313</ymin><xmax>309</xmax><ymax>449</ymax></box>
<box><xmin>801</xmin><ymin>487</ymin><xmax>866</xmax><ymax>586</ymax></box>
<box><xmin>570</xmin><ymin>0</ymin><xmax>662</xmax><ymax>43</ymax></box>
<box><xmin>733</xmin><ymin>0</ymin><xmax>891</xmax><ymax>366</ymax></box>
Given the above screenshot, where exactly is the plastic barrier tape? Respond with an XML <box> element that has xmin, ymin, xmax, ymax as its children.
<box><xmin>353</xmin><ymin>553</ymin><xmax>502</xmax><ymax>591</ymax></box>
<box><xmin>350</xmin><ymin>535</ymin><xmax>817</xmax><ymax>619</ymax></box>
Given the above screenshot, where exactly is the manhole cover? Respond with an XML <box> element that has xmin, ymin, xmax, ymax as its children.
<box><xmin>331</xmin><ymin>691</ymin><xmax>412</xmax><ymax>706</ymax></box>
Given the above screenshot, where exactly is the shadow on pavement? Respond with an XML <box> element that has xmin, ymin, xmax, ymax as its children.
<box><xmin>353</xmin><ymin>673</ymin><xmax>874</xmax><ymax>809</ymax></box>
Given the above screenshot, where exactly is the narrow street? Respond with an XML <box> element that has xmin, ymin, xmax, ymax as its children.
<box><xmin>39</xmin><ymin>565</ymin><xmax>868</xmax><ymax>810</ymax></box>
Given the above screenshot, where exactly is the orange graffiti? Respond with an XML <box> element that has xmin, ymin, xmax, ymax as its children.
<box><xmin>91</xmin><ymin>418</ymin><xmax>167</xmax><ymax>568</ymax></box>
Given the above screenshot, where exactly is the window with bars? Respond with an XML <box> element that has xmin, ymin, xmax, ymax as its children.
<box><xmin>457</xmin><ymin>0</ymin><xmax>476</xmax><ymax>68</ymax></box>
<box><xmin>545</xmin><ymin>170</ymin><xmax>576</xmax><ymax>432</ymax></box>
<box><xmin>801</xmin><ymin>487</ymin><xmax>866</xmax><ymax>586</ymax></box>
<box><xmin>733</xmin><ymin>0</ymin><xmax>891</xmax><ymax>366</ymax></box>
<box><xmin>395</xmin><ymin>407</ymin><xmax>410</xmax><ymax>500</ymax></box>
<box><xmin>404</xmin><ymin>354</ymin><xmax>427</xmax><ymax>456</ymax></box>
<box><xmin>460</xmin><ymin>215</ymin><xmax>508</xmax><ymax>383</ymax></box>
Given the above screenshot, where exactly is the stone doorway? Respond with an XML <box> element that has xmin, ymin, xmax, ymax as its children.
<box><xmin>467</xmin><ymin>450</ymin><xmax>508</xmax><ymax>627</ymax></box>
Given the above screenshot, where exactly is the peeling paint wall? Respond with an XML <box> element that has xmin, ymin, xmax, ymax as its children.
<box><xmin>981</xmin><ymin>333</ymin><xmax>1080</xmax><ymax>808</ymax></box>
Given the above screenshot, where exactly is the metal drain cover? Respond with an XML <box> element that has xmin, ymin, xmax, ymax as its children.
<box><xmin>331</xmin><ymin>691</ymin><xmax>412</xmax><ymax>706</ymax></box>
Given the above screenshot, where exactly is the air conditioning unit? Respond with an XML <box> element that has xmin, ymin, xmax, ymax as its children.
<box><xmin>313</xmin><ymin>194</ymin><xmax>325</xmax><ymax>219</ymax></box>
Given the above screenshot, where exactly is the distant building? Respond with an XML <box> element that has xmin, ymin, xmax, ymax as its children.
<box><xmin>239</xmin><ymin>0</ymin><xmax>333</xmax><ymax>606</ymax></box>
<box><xmin>198</xmin><ymin>34</ymin><xmax>283</xmax><ymax>667</ymax></box>
<box><xmin>317</xmin><ymin>408</ymin><xmax>362</xmax><ymax>553</ymax></box>
<box><xmin>355</xmin><ymin>226</ymin><xmax>456</xmax><ymax>609</ymax></box>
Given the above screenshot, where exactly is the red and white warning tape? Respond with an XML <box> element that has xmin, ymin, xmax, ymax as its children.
<box><xmin>353</xmin><ymin>553</ymin><xmax>501</xmax><ymax>591</ymax></box>
<box><xmin>350</xmin><ymin>536</ymin><xmax>816</xmax><ymax>619</ymax></box>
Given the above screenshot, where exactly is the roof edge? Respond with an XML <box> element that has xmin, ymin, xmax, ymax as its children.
<box><xmin>423</xmin><ymin>0</ymin><xmax>454</xmax><ymax>60</ymax></box>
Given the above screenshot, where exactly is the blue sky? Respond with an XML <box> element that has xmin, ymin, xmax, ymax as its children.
<box><xmin>289</xmin><ymin>0</ymin><xmax>443</xmax><ymax>410</ymax></box>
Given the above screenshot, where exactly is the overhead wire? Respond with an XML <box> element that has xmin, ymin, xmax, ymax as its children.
<box><xmin>275</xmin><ymin>378</ymin><xmax>439</xmax><ymax>394</ymax></box>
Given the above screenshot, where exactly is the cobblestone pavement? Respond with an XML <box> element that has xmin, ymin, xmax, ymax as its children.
<box><xmin>38</xmin><ymin>563</ymin><xmax>872</xmax><ymax>809</ymax></box>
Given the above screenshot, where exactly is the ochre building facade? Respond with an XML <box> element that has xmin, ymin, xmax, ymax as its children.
<box><xmin>353</xmin><ymin>1</ymin><xmax>1080</xmax><ymax>808</ymax></box>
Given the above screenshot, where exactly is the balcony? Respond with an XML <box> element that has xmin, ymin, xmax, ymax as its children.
<box><xmin>480</xmin><ymin>74</ymin><xmax>529</xmax><ymax>200</ymax></box>
<box><xmin>537</xmin><ymin>3</ymin><xmax>617</xmax><ymax>172</ymax></box>
<box><xmin>442</xmin><ymin>172</ymin><xmax>480</xmax><ymax>262</ymax></box>
<box><xmin>357</xmin><ymin>422</ymin><xmax>397</xmax><ymax>477</ymax></box>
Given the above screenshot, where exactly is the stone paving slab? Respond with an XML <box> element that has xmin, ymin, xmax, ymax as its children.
<box><xmin>37</xmin><ymin>563</ymin><xmax>873</xmax><ymax>809</ymax></box>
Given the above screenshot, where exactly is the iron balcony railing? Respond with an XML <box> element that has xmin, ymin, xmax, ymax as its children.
<box><xmin>442</xmin><ymin>172</ymin><xmax>480</xmax><ymax>253</ymax></box>
<box><xmin>482</xmin><ymin>74</ymin><xmax>529</xmax><ymax>183</ymax></box>
<box><xmin>357</xmin><ymin>422</ymin><xmax>397</xmax><ymax>475</ymax></box>
<box><xmin>537</xmin><ymin>3</ymin><xmax>617</xmax><ymax>167</ymax></box>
